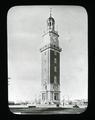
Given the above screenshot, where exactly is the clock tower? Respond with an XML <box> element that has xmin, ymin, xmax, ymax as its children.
<box><xmin>40</xmin><ymin>9</ymin><xmax>62</xmax><ymax>105</ymax></box>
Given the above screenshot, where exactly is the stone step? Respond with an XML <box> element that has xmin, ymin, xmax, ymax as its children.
<box><xmin>36</xmin><ymin>104</ymin><xmax>59</xmax><ymax>108</ymax></box>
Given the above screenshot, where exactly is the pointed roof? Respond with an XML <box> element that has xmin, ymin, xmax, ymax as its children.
<box><xmin>47</xmin><ymin>8</ymin><xmax>55</xmax><ymax>23</ymax></box>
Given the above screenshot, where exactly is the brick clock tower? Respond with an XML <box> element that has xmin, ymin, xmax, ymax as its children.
<box><xmin>40</xmin><ymin>10</ymin><xmax>62</xmax><ymax>105</ymax></box>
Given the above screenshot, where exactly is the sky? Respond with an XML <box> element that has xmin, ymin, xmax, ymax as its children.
<box><xmin>7</xmin><ymin>6</ymin><xmax>88</xmax><ymax>102</ymax></box>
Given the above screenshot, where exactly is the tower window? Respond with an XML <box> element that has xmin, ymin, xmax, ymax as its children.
<box><xmin>45</xmin><ymin>85</ymin><xmax>47</xmax><ymax>90</ymax></box>
<box><xmin>54</xmin><ymin>93</ymin><xmax>58</xmax><ymax>100</ymax></box>
<box><xmin>54</xmin><ymin>76</ymin><xmax>57</xmax><ymax>80</ymax></box>
<box><xmin>42</xmin><ymin>93</ymin><xmax>45</xmax><ymax>101</ymax></box>
<box><xmin>54</xmin><ymin>76</ymin><xmax>57</xmax><ymax>84</ymax></box>
<box><xmin>54</xmin><ymin>58</ymin><xmax>57</xmax><ymax>63</ymax></box>
<box><xmin>54</xmin><ymin>66</ymin><xmax>57</xmax><ymax>72</ymax></box>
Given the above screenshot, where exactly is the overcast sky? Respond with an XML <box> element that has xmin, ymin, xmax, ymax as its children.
<box><xmin>7</xmin><ymin>6</ymin><xmax>88</xmax><ymax>102</ymax></box>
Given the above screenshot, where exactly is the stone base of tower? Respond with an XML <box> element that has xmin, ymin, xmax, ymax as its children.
<box><xmin>41</xmin><ymin>91</ymin><xmax>60</xmax><ymax>107</ymax></box>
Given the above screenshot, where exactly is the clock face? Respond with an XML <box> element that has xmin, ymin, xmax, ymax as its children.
<box><xmin>51</xmin><ymin>35</ymin><xmax>58</xmax><ymax>46</ymax></box>
<box><xmin>43</xmin><ymin>34</ymin><xmax>50</xmax><ymax>45</ymax></box>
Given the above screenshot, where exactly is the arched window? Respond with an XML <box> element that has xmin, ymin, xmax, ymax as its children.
<box><xmin>42</xmin><ymin>93</ymin><xmax>45</xmax><ymax>101</ymax></box>
<box><xmin>54</xmin><ymin>58</ymin><xmax>57</xmax><ymax>63</ymax></box>
<box><xmin>54</xmin><ymin>76</ymin><xmax>57</xmax><ymax>84</ymax></box>
<box><xmin>54</xmin><ymin>93</ymin><xmax>58</xmax><ymax>100</ymax></box>
<box><xmin>54</xmin><ymin>66</ymin><xmax>57</xmax><ymax>72</ymax></box>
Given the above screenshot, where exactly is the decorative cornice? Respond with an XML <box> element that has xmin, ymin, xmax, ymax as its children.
<box><xmin>40</xmin><ymin>44</ymin><xmax>62</xmax><ymax>52</ymax></box>
<box><xmin>42</xmin><ymin>30</ymin><xmax>59</xmax><ymax>37</ymax></box>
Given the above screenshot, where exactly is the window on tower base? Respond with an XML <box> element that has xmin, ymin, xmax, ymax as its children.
<box><xmin>54</xmin><ymin>93</ymin><xmax>58</xmax><ymax>100</ymax></box>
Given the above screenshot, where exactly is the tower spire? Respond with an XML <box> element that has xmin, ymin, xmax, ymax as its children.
<box><xmin>50</xmin><ymin>8</ymin><xmax>52</xmax><ymax>17</ymax></box>
<box><xmin>47</xmin><ymin>8</ymin><xmax>55</xmax><ymax>31</ymax></box>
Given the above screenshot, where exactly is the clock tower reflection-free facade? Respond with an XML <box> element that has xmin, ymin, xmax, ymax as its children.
<box><xmin>40</xmin><ymin>11</ymin><xmax>62</xmax><ymax>105</ymax></box>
